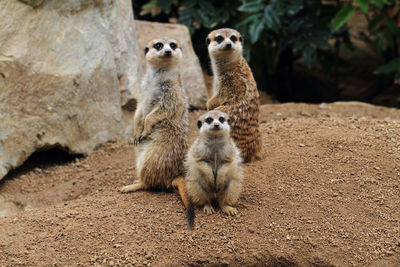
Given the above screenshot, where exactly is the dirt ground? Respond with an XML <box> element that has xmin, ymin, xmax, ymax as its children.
<box><xmin>0</xmin><ymin>102</ymin><xmax>400</xmax><ymax>266</ymax></box>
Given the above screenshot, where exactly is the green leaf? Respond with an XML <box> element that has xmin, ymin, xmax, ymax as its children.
<box><xmin>368</xmin><ymin>14</ymin><xmax>384</xmax><ymax>32</ymax></box>
<box><xmin>199</xmin><ymin>1</ymin><xmax>215</xmax><ymax>13</ymax></box>
<box><xmin>385</xmin><ymin>17</ymin><xmax>400</xmax><ymax>36</ymax></box>
<box><xmin>198</xmin><ymin>9</ymin><xmax>212</xmax><ymax>28</ymax></box>
<box><xmin>395</xmin><ymin>4</ymin><xmax>400</xmax><ymax>14</ymax></box>
<box><xmin>288</xmin><ymin>17</ymin><xmax>304</xmax><ymax>33</ymax></box>
<box><xmin>235</xmin><ymin>14</ymin><xmax>260</xmax><ymax>27</ymax></box>
<box><xmin>286</xmin><ymin>2</ymin><xmax>303</xmax><ymax>16</ymax></box>
<box><xmin>249</xmin><ymin>19</ymin><xmax>265</xmax><ymax>44</ymax></box>
<box><xmin>355</xmin><ymin>0</ymin><xmax>369</xmax><ymax>14</ymax></box>
<box><xmin>158</xmin><ymin>0</ymin><xmax>171</xmax><ymax>12</ymax></box>
<box><xmin>373</xmin><ymin>36</ymin><xmax>384</xmax><ymax>52</ymax></box>
<box><xmin>332</xmin><ymin>4</ymin><xmax>355</xmax><ymax>31</ymax></box>
<box><xmin>263</xmin><ymin>5</ymin><xmax>280</xmax><ymax>32</ymax></box>
<box><xmin>238</xmin><ymin>0</ymin><xmax>264</xmax><ymax>13</ymax></box>
<box><xmin>371</xmin><ymin>0</ymin><xmax>384</xmax><ymax>9</ymax></box>
<box><xmin>302</xmin><ymin>45</ymin><xmax>315</xmax><ymax>69</ymax></box>
<box><xmin>374</xmin><ymin>58</ymin><xmax>400</xmax><ymax>74</ymax></box>
<box><xmin>141</xmin><ymin>0</ymin><xmax>158</xmax><ymax>11</ymax></box>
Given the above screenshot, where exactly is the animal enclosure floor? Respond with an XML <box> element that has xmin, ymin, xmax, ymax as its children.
<box><xmin>0</xmin><ymin>102</ymin><xmax>400</xmax><ymax>266</ymax></box>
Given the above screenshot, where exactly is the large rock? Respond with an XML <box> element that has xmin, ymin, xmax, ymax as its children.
<box><xmin>0</xmin><ymin>0</ymin><xmax>140</xmax><ymax>180</ymax></box>
<box><xmin>134</xmin><ymin>20</ymin><xmax>208</xmax><ymax>109</ymax></box>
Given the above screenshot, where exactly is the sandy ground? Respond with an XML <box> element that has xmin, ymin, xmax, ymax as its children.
<box><xmin>0</xmin><ymin>102</ymin><xmax>400</xmax><ymax>266</ymax></box>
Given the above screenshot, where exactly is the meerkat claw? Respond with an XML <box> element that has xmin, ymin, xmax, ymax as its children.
<box><xmin>221</xmin><ymin>205</ymin><xmax>238</xmax><ymax>216</ymax></box>
<box><xmin>203</xmin><ymin>205</ymin><xmax>215</xmax><ymax>215</ymax></box>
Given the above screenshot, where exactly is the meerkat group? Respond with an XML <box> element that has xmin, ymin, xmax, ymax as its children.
<box><xmin>121</xmin><ymin>28</ymin><xmax>261</xmax><ymax>229</ymax></box>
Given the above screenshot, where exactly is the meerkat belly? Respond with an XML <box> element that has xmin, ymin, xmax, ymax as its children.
<box><xmin>138</xmin><ymin>123</ymin><xmax>188</xmax><ymax>188</ymax></box>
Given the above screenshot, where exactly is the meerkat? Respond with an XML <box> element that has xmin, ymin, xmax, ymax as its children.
<box><xmin>185</xmin><ymin>110</ymin><xmax>243</xmax><ymax>228</ymax></box>
<box><xmin>120</xmin><ymin>37</ymin><xmax>190</xmax><ymax>209</ymax></box>
<box><xmin>206</xmin><ymin>28</ymin><xmax>262</xmax><ymax>162</ymax></box>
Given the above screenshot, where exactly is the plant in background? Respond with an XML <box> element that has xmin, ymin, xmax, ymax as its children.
<box><xmin>233</xmin><ymin>0</ymin><xmax>348</xmax><ymax>100</ymax></box>
<box><xmin>333</xmin><ymin>0</ymin><xmax>400</xmax><ymax>84</ymax></box>
<box><xmin>135</xmin><ymin>0</ymin><xmax>347</xmax><ymax>101</ymax></box>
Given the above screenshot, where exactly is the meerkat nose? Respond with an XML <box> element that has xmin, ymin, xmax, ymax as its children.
<box><xmin>165</xmin><ymin>50</ymin><xmax>172</xmax><ymax>54</ymax></box>
<box><xmin>214</xmin><ymin>123</ymin><xmax>220</xmax><ymax>129</ymax></box>
<box><xmin>225</xmin><ymin>43</ymin><xmax>232</xmax><ymax>49</ymax></box>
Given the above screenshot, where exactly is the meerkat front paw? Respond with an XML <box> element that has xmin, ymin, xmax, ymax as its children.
<box><xmin>221</xmin><ymin>205</ymin><xmax>238</xmax><ymax>216</ymax></box>
<box><xmin>133</xmin><ymin>131</ymin><xmax>144</xmax><ymax>146</ymax></box>
<box><xmin>203</xmin><ymin>204</ymin><xmax>215</xmax><ymax>215</ymax></box>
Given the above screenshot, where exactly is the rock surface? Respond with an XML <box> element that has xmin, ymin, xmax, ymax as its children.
<box><xmin>0</xmin><ymin>0</ymin><xmax>140</xmax><ymax>180</ymax></box>
<box><xmin>134</xmin><ymin>20</ymin><xmax>208</xmax><ymax>109</ymax></box>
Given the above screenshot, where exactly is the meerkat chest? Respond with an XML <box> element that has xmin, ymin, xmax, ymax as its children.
<box><xmin>202</xmin><ymin>139</ymin><xmax>230</xmax><ymax>175</ymax></box>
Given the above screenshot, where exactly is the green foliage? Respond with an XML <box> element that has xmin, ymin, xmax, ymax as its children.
<box><xmin>332</xmin><ymin>4</ymin><xmax>355</xmax><ymax>30</ymax></box>
<box><xmin>333</xmin><ymin>0</ymin><xmax>400</xmax><ymax>84</ymax></box>
<box><xmin>134</xmin><ymin>0</ymin><xmax>400</xmax><ymax>95</ymax></box>
<box><xmin>235</xmin><ymin>0</ymin><xmax>340</xmax><ymax>73</ymax></box>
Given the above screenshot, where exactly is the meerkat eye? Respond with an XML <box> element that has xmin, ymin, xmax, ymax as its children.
<box><xmin>215</xmin><ymin>36</ymin><xmax>224</xmax><ymax>43</ymax></box>
<box><xmin>144</xmin><ymin>47</ymin><xmax>149</xmax><ymax>55</ymax></box>
<box><xmin>205</xmin><ymin>117</ymin><xmax>213</xmax><ymax>124</ymax></box>
<box><xmin>230</xmin><ymin>35</ymin><xmax>237</xmax><ymax>42</ymax></box>
<box><xmin>218</xmin><ymin>117</ymin><xmax>225</xmax><ymax>123</ymax></box>
<box><xmin>153</xmin><ymin>42</ymin><xmax>163</xmax><ymax>50</ymax></box>
<box><xmin>169</xmin><ymin>42</ymin><xmax>177</xmax><ymax>50</ymax></box>
<box><xmin>206</xmin><ymin>38</ymin><xmax>211</xmax><ymax>45</ymax></box>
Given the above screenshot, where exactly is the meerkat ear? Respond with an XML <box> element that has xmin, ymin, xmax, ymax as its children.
<box><xmin>206</xmin><ymin>38</ymin><xmax>211</xmax><ymax>46</ymax></box>
<box><xmin>227</xmin><ymin>119</ymin><xmax>231</xmax><ymax>126</ymax></box>
<box><xmin>197</xmin><ymin>120</ymin><xmax>202</xmax><ymax>129</ymax></box>
<box><xmin>239</xmin><ymin>36</ymin><xmax>243</xmax><ymax>44</ymax></box>
<box><xmin>144</xmin><ymin>47</ymin><xmax>149</xmax><ymax>55</ymax></box>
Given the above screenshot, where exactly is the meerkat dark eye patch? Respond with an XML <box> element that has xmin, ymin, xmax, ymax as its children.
<box><xmin>153</xmin><ymin>42</ymin><xmax>163</xmax><ymax>50</ymax></box>
<box><xmin>218</xmin><ymin>117</ymin><xmax>225</xmax><ymax>123</ymax></box>
<box><xmin>144</xmin><ymin>47</ymin><xmax>149</xmax><ymax>55</ymax></box>
<box><xmin>230</xmin><ymin>35</ymin><xmax>237</xmax><ymax>42</ymax></box>
<box><xmin>169</xmin><ymin>42</ymin><xmax>177</xmax><ymax>50</ymax></box>
<box><xmin>206</xmin><ymin>38</ymin><xmax>211</xmax><ymax>45</ymax></box>
<box><xmin>215</xmin><ymin>35</ymin><xmax>224</xmax><ymax>43</ymax></box>
<box><xmin>227</xmin><ymin>119</ymin><xmax>231</xmax><ymax>126</ymax></box>
<box><xmin>205</xmin><ymin>117</ymin><xmax>213</xmax><ymax>124</ymax></box>
<box><xmin>197</xmin><ymin>120</ymin><xmax>202</xmax><ymax>129</ymax></box>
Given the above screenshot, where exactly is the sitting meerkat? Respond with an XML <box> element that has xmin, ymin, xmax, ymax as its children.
<box><xmin>120</xmin><ymin>37</ymin><xmax>190</xmax><ymax>209</ymax></box>
<box><xmin>185</xmin><ymin>110</ymin><xmax>243</xmax><ymax>226</ymax></box>
<box><xmin>206</xmin><ymin>28</ymin><xmax>262</xmax><ymax>162</ymax></box>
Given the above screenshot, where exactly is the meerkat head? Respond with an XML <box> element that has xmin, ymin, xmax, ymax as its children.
<box><xmin>144</xmin><ymin>37</ymin><xmax>182</xmax><ymax>69</ymax></box>
<box><xmin>197</xmin><ymin>110</ymin><xmax>231</xmax><ymax>137</ymax></box>
<box><xmin>206</xmin><ymin>28</ymin><xmax>243</xmax><ymax>59</ymax></box>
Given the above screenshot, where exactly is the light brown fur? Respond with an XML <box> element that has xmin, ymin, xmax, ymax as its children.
<box><xmin>120</xmin><ymin>37</ymin><xmax>188</xmax><ymax>194</ymax></box>
<box><xmin>206</xmin><ymin>28</ymin><xmax>262</xmax><ymax>162</ymax></box>
<box><xmin>185</xmin><ymin>110</ymin><xmax>243</xmax><ymax>216</ymax></box>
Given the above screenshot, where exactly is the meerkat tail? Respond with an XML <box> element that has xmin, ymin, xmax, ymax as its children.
<box><xmin>172</xmin><ymin>177</ymin><xmax>195</xmax><ymax>229</ymax></box>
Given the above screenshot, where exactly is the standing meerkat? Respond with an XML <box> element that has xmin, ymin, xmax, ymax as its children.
<box><xmin>185</xmin><ymin>110</ymin><xmax>243</xmax><ymax>228</ymax></box>
<box><xmin>206</xmin><ymin>28</ymin><xmax>262</xmax><ymax>162</ymax></box>
<box><xmin>120</xmin><ymin>37</ymin><xmax>190</xmax><ymax>209</ymax></box>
